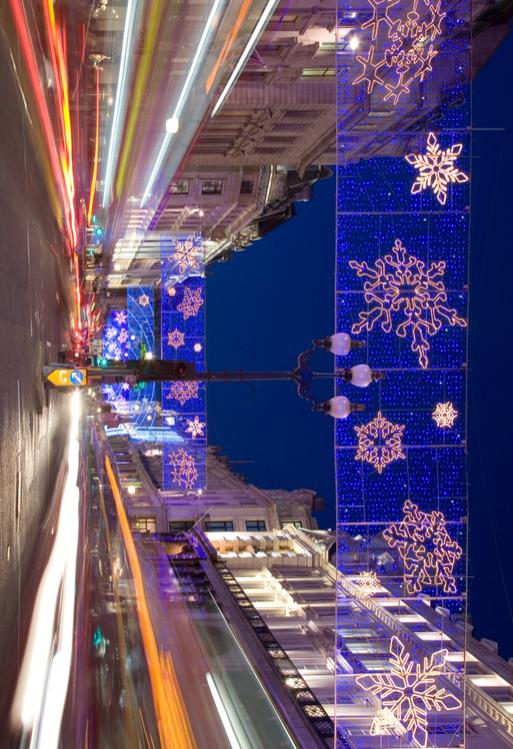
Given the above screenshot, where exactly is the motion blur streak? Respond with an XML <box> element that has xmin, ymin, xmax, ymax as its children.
<box><xmin>10</xmin><ymin>391</ymin><xmax>82</xmax><ymax>748</ymax></box>
<box><xmin>211</xmin><ymin>0</ymin><xmax>278</xmax><ymax>117</ymax></box>
<box><xmin>87</xmin><ymin>65</ymin><xmax>100</xmax><ymax>224</ymax></box>
<box><xmin>7</xmin><ymin>0</ymin><xmax>73</xmax><ymax>248</ymax></box>
<box><xmin>141</xmin><ymin>0</ymin><xmax>225</xmax><ymax>207</ymax></box>
<box><xmin>206</xmin><ymin>674</ymin><xmax>242</xmax><ymax>749</ymax></box>
<box><xmin>102</xmin><ymin>0</ymin><xmax>140</xmax><ymax>208</ymax></box>
<box><xmin>43</xmin><ymin>0</ymin><xmax>77</xmax><ymax>248</ymax></box>
<box><xmin>115</xmin><ymin>0</ymin><xmax>166</xmax><ymax>198</ymax></box>
<box><xmin>104</xmin><ymin>456</ymin><xmax>197</xmax><ymax>749</ymax></box>
<box><xmin>205</xmin><ymin>0</ymin><xmax>253</xmax><ymax>94</ymax></box>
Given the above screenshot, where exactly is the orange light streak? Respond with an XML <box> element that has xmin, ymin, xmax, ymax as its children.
<box><xmin>88</xmin><ymin>66</ymin><xmax>100</xmax><ymax>225</ymax></box>
<box><xmin>104</xmin><ymin>457</ymin><xmax>197</xmax><ymax>749</ymax></box>
<box><xmin>7</xmin><ymin>0</ymin><xmax>74</xmax><ymax>247</ymax></box>
<box><xmin>205</xmin><ymin>0</ymin><xmax>253</xmax><ymax>94</ymax></box>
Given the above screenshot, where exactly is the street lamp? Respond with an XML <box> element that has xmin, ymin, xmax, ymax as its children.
<box><xmin>87</xmin><ymin>332</ymin><xmax>382</xmax><ymax>419</ymax></box>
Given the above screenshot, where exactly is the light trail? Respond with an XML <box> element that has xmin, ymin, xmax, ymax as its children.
<box><xmin>210</xmin><ymin>0</ymin><xmax>279</xmax><ymax>118</ymax></box>
<box><xmin>115</xmin><ymin>0</ymin><xmax>166</xmax><ymax>198</ymax></box>
<box><xmin>10</xmin><ymin>391</ymin><xmax>82</xmax><ymax>748</ymax></box>
<box><xmin>7</xmin><ymin>0</ymin><xmax>77</xmax><ymax>249</ymax></box>
<box><xmin>141</xmin><ymin>0</ymin><xmax>226</xmax><ymax>208</ymax></box>
<box><xmin>206</xmin><ymin>673</ymin><xmax>242</xmax><ymax>749</ymax></box>
<box><xmin>87</xmin><ymin>64</ymin><xmax>100</xmax><ymax>224</ymax></box>
<box><xmin>102</xmin><ymin>0</ymin><xmax>140</xmax><ymax>208</ymax></box>
<box><xmin>104</xmin><ymin>456</ymin><xmax>197</xmax><ymax>749</ymax></box>
<box><xmin>205</xmin><ymin>0</ymin><xmax>253</xmax><ymax>94</ymax></box>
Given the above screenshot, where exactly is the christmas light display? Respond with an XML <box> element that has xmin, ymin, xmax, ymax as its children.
<box><xmin>138</xmin><ymin>293</ymin><xmax>150</xmax><ymax>307</ymax></box>
<box><xmin>405</xmin><ymin>132</ymin><xmax>469</xmax><ymax>206</ymax></box>
<box><xmin>167</xmin><ymin>328</ymin><xmax>185</xmax><ymax>350</ymax></box>
<box><xmin>178</xmin><ymin>286</ymin><xmax>204</xmax><ymax>320</ymax></box>
<box><xmin>352</xmin><ymin>0</ymin><xmax>445</xmax><ymax>102</ymax></box>
<box><xmin>356</xmin><ymin>636</ymin><xmax>462</xmax><ymax>748</ymax></box>
<box><xmin>432</xmin><ymin>401</ymin><xmax>458</xmax><ymax>428</ymax></box>
<box><xmin>185</xmin><ymin>416</ymin><xmax>206</xmax><ymax>439</ymax></box>
<box><xmin>166</xmin><ymin>381</ymin><xmax>199</xmax><ymax>407</ymax></box>
<box><xmin>350</xmin><ymin>239</ymin><xmax>467</xmax><ymax>368</ymax></box>
<box><xmin>168</xmin><ymin>448</ymin><xmax>198</xmax><ymax>490</ymax></box>
<box><xmin>102</xmin><ymin>308</ymin><xmax>129</xmax><ymax>360</ymax></box>
<box><xmin>355</xmin><ymin>411</ymin><xmax>405</xmax><ymax>473</ymax></box>
<box><xmin>337</xmin><ymin>0</ymin><xmax>470</xmax><ymax>734</ymax></box>
<box><xmin>127</xmin><ymin>287</ymin><xmax>157</xmax><ymax>432</ymax></box>
<box><xmin>161</xmin><ymin>236</ymin><xmax>206</xmax><ymax>490</ymax></box>
<box><xmin>383</xmin><ymin>500</ymin><xmax>463</xmax><ymax>594</ymax></box>
<box><xmin>171</xmin><ymin>235</ymin><xmax>203</xmax><ymax>276</ymax></box>
<box><xmin>354</xmin><ymin>570</ymin><xmax>382</xmax><ymax>597</ymax></box>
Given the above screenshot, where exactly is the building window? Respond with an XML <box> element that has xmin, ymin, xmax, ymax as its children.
<box><xmin>205</xmin><ymin>520</ymin><xmax>234</xmax><ymax>532</ymax></box>
<box><xmin>133</xmin><ymin>516</ymin><xmax>156</xmax><ymax>533</ymax></box>
<box><xmin>201</xmin><ymin>179</ymin><xmax>223</xmax><ymax>195</ymax></box>
<box><xmin>168</xmin><ymin>520</ymin><xmax>194</xmax><ymax>532</ymax></box>
<box><xmin>246</xmin><ymin>520</ymin><xmax>266</xmax><ymax>532</ymax></box>
<box><xmin>280</xmin><ymin>520</ymin><xmax>302</xmax><ymax>529</ymax></box>
<box><xmin>302</xmin><ymin>68</ymin><xmax>336</xmax><ymax>77</ymax></box>
<box><xmin>170</xmin><ymin>179</ymin><xmax>189</xmax><ymax>195</ymax></box>
<box><xmin>240</xmin><ymin>180</ymin><xmax>254</xmax><ymax>194</ymax></box>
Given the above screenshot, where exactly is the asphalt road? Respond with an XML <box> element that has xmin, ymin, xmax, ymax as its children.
<box><xmin>0</xmin><ymin>28</ymin><xmax>72</xmax><ymax>720</ymax></box>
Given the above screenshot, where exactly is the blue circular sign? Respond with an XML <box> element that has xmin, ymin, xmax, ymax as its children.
<box><xmin>69</xmin><ymin>369</ymin><xmax>84</xmax><ymax>386</ymax></box>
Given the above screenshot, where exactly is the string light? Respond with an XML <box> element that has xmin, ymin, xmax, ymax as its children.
<box><xmin>178</xmin><ymin>287</ymin><xmax>204</xmax><ymax>320</ymax></box>
<box><xmin>166</xmin><ymin>381</ymin><xmax>199</xmax><ymax>407</ymax></box>
<box><xmin>168</xmin><ymin>449</ymin><xmax>198</xmax><ymax>490</ymax></box>
<box><xmin>356</xmin><ymin>636</ymin><xmax>462</xmax><ymax>748</ymax></box>
<box><xmin>383</xmin><ymin>500</ymin><xmax>463</xmax><ymax>594</ymax></box>
<box><xmin>185</xmin><ymin>416</ymin><xmax>206</xmax><ymax>439</ymax></box>
<box><xmin>406</xmin><ymin>132</ymin><xmax>469</xmax><ymax>205</ymax></box>
<box><xmin>167</xmin><ymin>329</ymin><xmax>185</xmax><ymax>350</ymax></box>
<box><xmin>432</xmin><ymin>401</ymin><xmax>458</xmax><ymax>428</ymax></box>
<box><xmin>350</xmin><ymin>239</ymin><xmax>467</xmax><ymax>368</ymax></box>
<box><xmin>355</xmin><ymin>411</ymin><xmax>405</xmax><ymax>473</ymax></box>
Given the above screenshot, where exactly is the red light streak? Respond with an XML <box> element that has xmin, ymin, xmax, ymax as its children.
<box><xmin>87</xmin><ymin>66</ymin><xmax>100</xmax><ymax>225</ymax></box>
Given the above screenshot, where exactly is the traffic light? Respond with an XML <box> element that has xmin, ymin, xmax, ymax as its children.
<box><xmin>136</xmin><ymin>359</ymin><xmax>197</xmax><ymax>381</ymax></box>
<box><xmin>96</xmin><ymin>355</ymin><xmax>108</xmax><ymax>367</ymax></box>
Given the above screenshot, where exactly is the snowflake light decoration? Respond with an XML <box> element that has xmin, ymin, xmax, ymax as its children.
<box><xmin>166</xmin><ymin>381</ymin><xmax>199</xmax><ymax>406</ymax></box>
<box><xmin>167</xmin><ymin>328</ymin><xmax>185</xmax><ymax>350</ymax></box>
<box><xmin>168</xmin><ymin>448</ymin><xmax>198</xmax><ymax>490</ymax></box>
<box><xmin>185</xmin><ymin>415</ymin><xmax>205</xmax><ymax>439</ymax></box>
<box><xmin>350</xmin><ymin>239</ymin><xmax>467</xmax><ymax>368</ymax></box>
<box><xmin>406</xmin><ymin>132</ymin><xmax>469</xmax><ymax>205</ymax></box>
<box><xmin>178</xmin><ymin>287</ymin><xmax>204</xmax><ymax>320</ymax></box>
<box><xmin>114</xmin><ymin>310</ymin><xmax>127</xmax><ymax>325</ymax></box>
<box><xmin>432</xmin><ymin>401</ymin><xmax>458</xmax><ymax>428</ymax></box>
<box><xmin>118</xmin><ymin>329</ymin><xmax>128</xmax><ymax>344</ymax></box>
<box><xmin>139</xmin><ymin>293</ymin><xmax>150</xmax><ymax>307</ymax></box>
<box><xmin>355</xmin><ymin>411</ymin><xmax>405</xmax><ymax>473</ymax></box>
<box><xmin>105</xmin><ymin>326</ymin><xmax>117</xmax><ymax>340</ymax></box>
<box><xmin>354</xmin><ymin>570</ymin><xmax>382</xmax><ymax>597</ymax></box>
<box><xmin>352</xmin><ymin>0</ymin><xmax>445</xmax><ymax>102</ymax></box>
<box><xmin>383</xmin><ymin>500</ymin><xmax>463</xmax><ymax>594</ymax></box>
<box><xmin>356</xmin><ymin>635</ymin><xmax>462</xmax><ymax>747</ymax></box>
<box><xmin>172</xmin><ymin>236</ymin><xmax>202</xmax><ymax>275</ymax></box>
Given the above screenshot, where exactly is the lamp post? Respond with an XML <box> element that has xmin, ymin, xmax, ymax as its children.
<box><xmin>87</xmin><ymin>332</ymin><xmax>382</xmax><ymax>419</ymax></box>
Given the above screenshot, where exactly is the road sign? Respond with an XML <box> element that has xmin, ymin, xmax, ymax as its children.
<box><xmin>46</xmin><ymin>368</ymin><xmax>87</xmax><ymax>387</ymax></box>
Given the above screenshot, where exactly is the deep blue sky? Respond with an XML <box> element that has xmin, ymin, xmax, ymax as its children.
<box><xmin>208</xmin><ymin>31</ymin><xmax>513</xmax><ymax>655</ymax></box>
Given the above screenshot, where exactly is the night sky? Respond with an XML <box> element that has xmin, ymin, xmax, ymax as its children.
<box><xmin>207</xmin><ymin>31</ymin><xmax>513</xmax><ymax>656</ymax></box>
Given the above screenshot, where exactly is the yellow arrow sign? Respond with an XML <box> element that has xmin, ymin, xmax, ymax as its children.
<box><xmin>47</xmin><ymin>368</ymin><xmax>88</xmax><ymax>387</ymax></box>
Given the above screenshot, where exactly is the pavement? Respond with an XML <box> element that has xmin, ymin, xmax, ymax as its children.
<box><xmin>0</xmin><ymin>27</ymin><xmax>72</xmax><ymax>720</ymax></box>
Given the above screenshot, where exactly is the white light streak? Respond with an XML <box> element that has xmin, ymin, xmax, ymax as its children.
<box><xmin>206</xmin><ymin>673</ymin><xmax>242</xmax><ymax>749</ymax></box>
<box><xmin>11</xmin><ymin>391</ymin><xmax>82</xmax><ymax>749</ymax></box>
<box><xmin>102</xmin><ymin>0</ymin><xmax>139</xmax><ymax>207</ymax></box>
<box><xmin>141</xmin><ymin>0</ymin><xmax>225</xmax><ymax>207</ymax></box>
<box><xmin>211</xmin><ymin>0</ymin><xmax>279</xmax><ymax>118</ymax></box>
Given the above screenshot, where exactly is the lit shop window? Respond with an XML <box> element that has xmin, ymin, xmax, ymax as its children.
<box><xmin>170</xmin><ymin>179</ymin><xmax>189</xmax><ymax>195</ymax></box>
<box><xmin>245</xmin><ymin>520</ymin><xmax>267</xmax><ymax>532</ymax></box>
<box><xmin>201</xmin><ymin>179</ymin><xmax>223</xmax><ymax>195</ymax></box>
<box><xmin>133</xmin><ymin>516</ymin><xmax>156</xmax><ymax>533</ymax></box>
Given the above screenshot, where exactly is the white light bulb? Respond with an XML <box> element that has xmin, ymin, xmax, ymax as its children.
<box><xmin>165</xmin><ymin>117</ymin><xmax>179</xmax><ymax>134</ymax></box>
